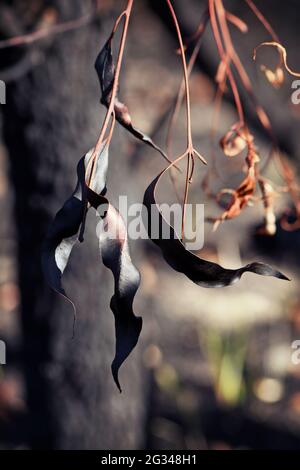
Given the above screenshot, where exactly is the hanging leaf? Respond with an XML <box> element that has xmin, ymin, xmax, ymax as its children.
<box><xmin>213</xmin><ymin>168</ymin><xmax>256</xmax><ymax>230</ymax></box>
<box><xmin>143</xmin><ymin>167</ymin><xmax>290</xmax><ymax>287</ymax></box>
<box><xmin>220</xmin><ymin>125</ymin><xmax>248</xmax><ymax>157</ymax></box>
<box><xmin>41</xmin><ymin>142</ymin><xmax>109</xmax><ymax>321</ymax></box>
<box><xmin>95</xmin><ymin>37</ymin><xmax>171</xmax><ymax>164</ymax></box>
<box><xmin>213</xmin><ymin>130</ymin><xmax>260</xmax><ymax>229</ymax></box>
<box><xmin>88</xmin><ymin>189</ymin><xmax>142</xmax><ymax>393</ymax></box>
<box><xmin>41</xmin><ymin>157</ymin><xmax>85</xmax><ymax>312</ymax></box>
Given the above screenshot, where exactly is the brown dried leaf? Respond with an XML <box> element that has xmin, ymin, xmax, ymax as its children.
<box><xmin>220</xmin><ymin>126</ymin><xmax>248</xmax><ymax>157</ymax></box>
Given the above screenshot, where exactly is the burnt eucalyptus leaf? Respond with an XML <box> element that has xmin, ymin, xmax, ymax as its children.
<box><xmin>143</xmin><ymin>167</ymin><xmax>290</xmax><ymax>287</ymax></box>
<box><xmin>42</xmin><ymin>142</ymin><xmax>109</xmax><ymax>314</ymax></box>
<box><xmin>88</xmin><ymin>188</ymin><xmax>142</xmax><ymax>393</ymax></box>
<box><xmin>95</xmin><ymin>37</ymin><xmax>170</xmax><ymax>163</ymax></box>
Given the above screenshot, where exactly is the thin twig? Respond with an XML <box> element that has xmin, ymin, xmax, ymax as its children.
<box><xmin>79</xmin><ymin>0</ymin><xmax>133</xmax><ymax>242</ymax></box>
<box><xmin>244</xmin><ymin>0</ymin><xmax>280</xmax><ymax>42</ymax></box>
<box><xmin>0</xmin><ymin>11</ymin><xmax>94</xmax><ymax>50</ymax></box>
<box><xmin>209</xmin><ymin>0</ymin><xmax>245</xmax><ymax>125</ymax></box>
<box><xmin>167</xmin><ymin>8</ymin><xmax>209</xmax><ymax>203</ymax></box>
<box><xmin>166</xmin><ymin>0</ymin><xmax>206</xmax><ymax>240</ymax></box>
<box><xmin>88</xmin><ymin>0</ymin><xmax>134</xmax><ymax>188</ymax></box>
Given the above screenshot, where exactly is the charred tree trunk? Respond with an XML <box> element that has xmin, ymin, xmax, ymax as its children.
<box><xmin>1</xmin><ymin>0</ymin><xmax>145</xmax><ymax>450</ymax></box>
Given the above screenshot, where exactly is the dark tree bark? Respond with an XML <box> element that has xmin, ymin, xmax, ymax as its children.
<box><xmin>1</xmin><ymin>0</ymin><xmax>145</xmax><ymax>449</ymax></box>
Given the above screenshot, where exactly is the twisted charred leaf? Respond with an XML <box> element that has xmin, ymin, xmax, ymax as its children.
<box><xmin>41</xmin><ymin>157</ymin><xmax>86</xmax><ymax>305</ymax></box>
<box><xmin>88</xmin><ymin>189</ymin><xmax>142</xmax><ymax>393</ymax></box>
<box><xmin>95</xmin><ymin>38</ymin><xmax>170</xmax><ymax>163</ymax></box>
<box><xmin>143</xmin><ymin>167</ymin><xmax>290</xmax><ymax>288</ymax></box>
<box><xmin>42</xmin><ymin>143</ymin><xmax>109</xmax><ymax>330</ymax></box>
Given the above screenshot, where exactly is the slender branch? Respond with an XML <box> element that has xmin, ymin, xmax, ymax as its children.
<box><xmin>244</xmin><ymin>0</ymin><xmax>280</xmax><ymax>42</ymax></box>
<box><xmin>167</xmin><ymin>8</ymin><xmax>209</xmax><ymax>159</ymax></box>
<box><xmin>79</xmin><ymin>0</ymin><xmax>133</xmax><ymax>242</ymax></box>
<box><xmin>0</xmin><ymin>11</ymin><xmax>94</xmax><ymax>50</ymax></box>
<box><xmin>215</xmin><ymin>0</ymin><xmax>272</xmax><ymax>133</ymax></box>
<box><xmin>166</xmin><ymin>0</ymin><xmax>193</xmax><ymax>149</ymax></box>
<box><xmin>209</xmin><ymin>0</ymin><xmax>245</xmax><ymax>124</ymax></box>
<box><xmin>88</xmin><ymin>0</ymin><xmax>134</xmax><ymax>187</ymax></box>
<box><xmin>167</xmin><ymin>9</ymin><xmax>209</xmax><ymax>203</ymax></box>
<box><xmin>165</xmin><ymin>0</ymin><xmax>196</xmax><ymax>240</ymax></box>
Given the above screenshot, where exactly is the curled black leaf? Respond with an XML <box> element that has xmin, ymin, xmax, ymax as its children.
<box><xmin>42</xmin><ymin>142</ymin><xmax>109</xmax><ymax>323</ymax></box>
<box><xmin>88</xmin><ymin>189</ymin><xmax>142</xmax><ymax>393</ymax></box>
<box><xmin>143</xmin><ymin>167</ymin><xmax>290</xmax><ymax>287</ymax></box>
<box><xmin>95</xmin><ymin>37</ymin><xmax>171</xmax><ymax>164</ymax></box>
<box><xmin>41</xmin><ymin>158</ymin><xmax>85</xmax><ymax>310</ymax></box>
<box><xmin>43</xmin><ymin>137</ymin><xmax>142</xmax><ymax>390</ymax></box>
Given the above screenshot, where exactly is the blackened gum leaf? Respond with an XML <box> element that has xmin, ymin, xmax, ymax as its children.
<box><xmin>95</xmin><ymin>38</ymin><xmax>172</xmax><ymax>164</ymax></box>
<box><xmin>95</xmin><ymin>36</ymin><xmax>115</xmax><ymax>101</ymax></box>
<box><xmin>88</xmin><ymin>189</ymin><xmax>142</xmax><ymax>392</ymax></box>
<box><xmin>41</xmin><ymin>157</ymin><xmax>85</xmax><ymax>301</ymax></box>
<box><xmin>42</xmin><ymin>142</ymin><xmax>109</xmax><ymax>327</ymax></box>
<box><xmin>143</xmin><ymin>167</ymin><xmax>290</xmax><ymax>288</ymax></box>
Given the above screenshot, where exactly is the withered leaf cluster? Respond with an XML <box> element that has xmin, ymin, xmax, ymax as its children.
<box><xmin>42</xmin><ymin>5</ymin><xmax>290</xmax><ymax>393</ymax></box>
